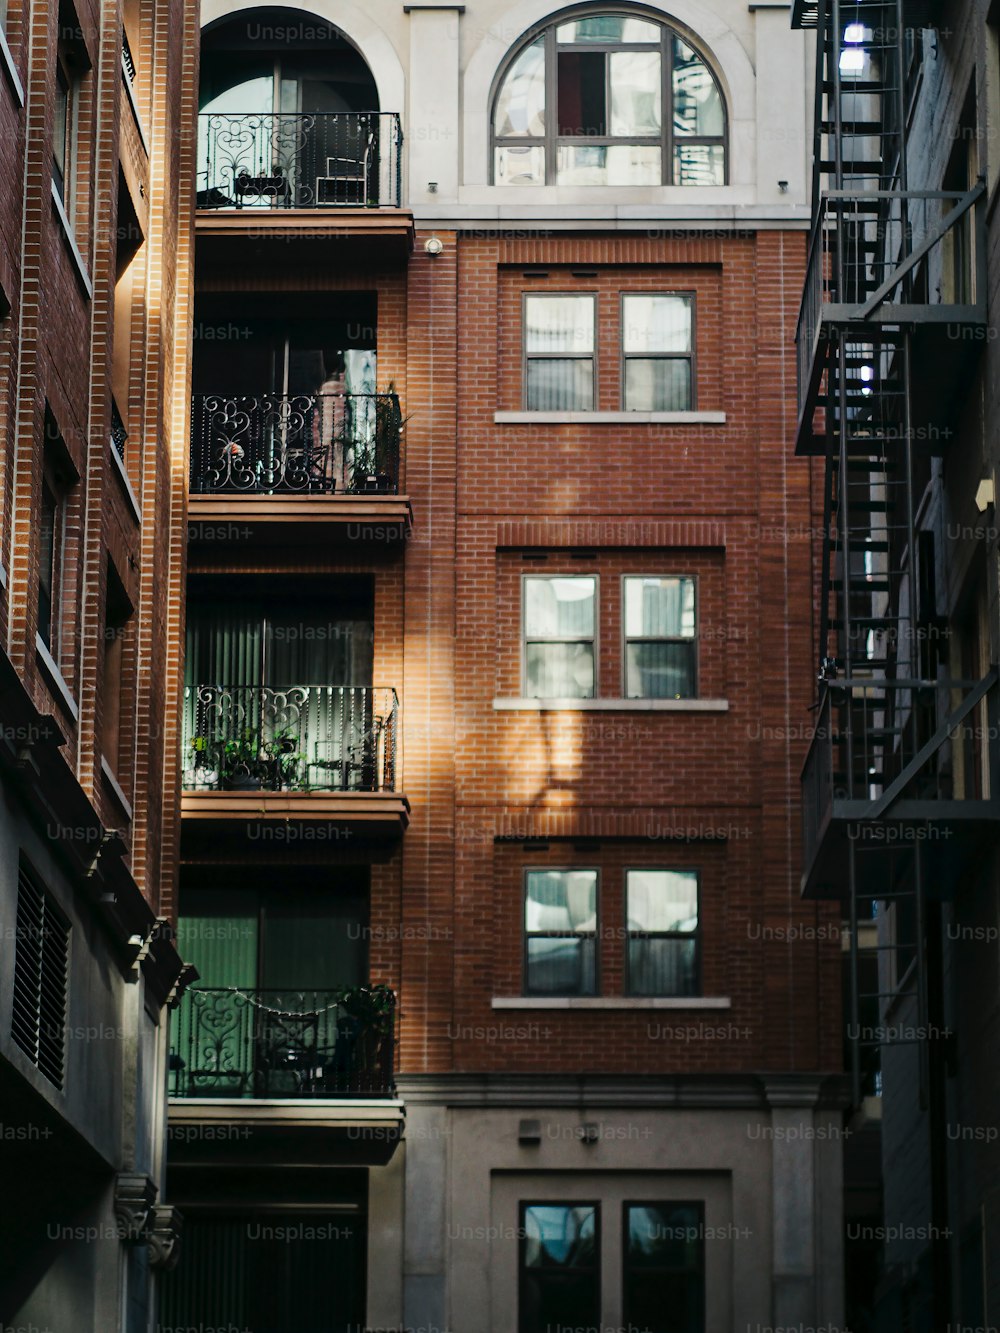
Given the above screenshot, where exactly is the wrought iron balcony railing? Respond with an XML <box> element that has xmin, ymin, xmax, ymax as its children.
<box><xmin>183</xmin><ymin>684</ymin><xmax>399</xmax><ymax>793</ymax></box>
<box><xmin>190</xmin><ymin>392</ymin><xmax>401</xmax><ymax>496</ymax></box>
<box><xmin>796</xmin><ymin>186</ymin><xmax>986</xmax><ymax>429</ymax></box>
<box><xmin>169</xmin><ymin>985</ymin><xmax>396</xmax><ymax>1098</ymax></box>
<box><xmin>197</xmin><ymin>111</ymin><xmax>403</xmax><ymax>210</ymax></box>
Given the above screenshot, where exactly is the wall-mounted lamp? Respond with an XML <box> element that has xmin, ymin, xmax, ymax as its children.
<box><xmin>424</xmin><ymin>235</ymin><xmax>444</xmax><ymax>257</ymax></box>
<box><xmin>427</xmin><ymin>181</ymin><xmax>438</xmax><ymax>193</ymax></box>
<box><xmin>778</xmin><ymin>180</ymin><xmax>789</xmax><ymax>193</ymax></box>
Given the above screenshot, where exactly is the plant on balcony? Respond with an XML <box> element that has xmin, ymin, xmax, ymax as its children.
<box><xmin>336</xmin><ymin>983</ymin><xmax>395</xmax><ymax>1035</ymax></box>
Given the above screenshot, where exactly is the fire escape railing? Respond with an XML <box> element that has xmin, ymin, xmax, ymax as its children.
<box><xmin>796</xmin><ymin>185</ymin><xmax>986</xmax><ymax>447</ymax></box>
<box><xmin>801</xmin><ymin>673</ymin><xmax>1000</xmax><ymax>888</ymax></box>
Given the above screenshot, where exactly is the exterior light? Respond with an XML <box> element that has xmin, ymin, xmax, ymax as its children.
<box><xmin>424</xmin><ymin>235</ymin><xmax>444</xmax><ymax>256</ymax></box>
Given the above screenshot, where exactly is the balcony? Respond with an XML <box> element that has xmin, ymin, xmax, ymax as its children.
<box><xmin>194</xmin><ymin>112</ymin><xmax>413</xmax><ymax>257</ymax></box>
<box><xmin>180</xmin><ymin>685</ymin><xmax>409</xmax><ymax>839</ymax></box>
<box><xmin>800</xmin><ymin>674</ymin><xmax>1000</xmax><ymax>898</ymax></box>
<box><xmin>187</xmin><ymin>392</ymin><xmax>411</xmax><ymax>540</ymax></box>
<box><xmin>169</xmin><ymin>985</ymin><xmax>395</xmax><ymax>1099</ymax></box>
<box><xmin>795</xmin><ymin>187</ymin><xmax>986</xmax><ymax>454</ymax></box>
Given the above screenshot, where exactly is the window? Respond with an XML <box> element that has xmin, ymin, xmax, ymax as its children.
<box><xmin>626</xmin><ymin>869</ymin><xmax>699</xmax><ymax>996</ymax></box>
<box><xmin>37</xmin><ymin>424</ymin><xmax>77</xmax><ymax>663</ymax></box>
<box><xmin>102</xmin><ymin>559</ymin><xmax>133</xmax><ymax>778</ymax></box>
<box><xmin>53</xmin><ymin>51</ymin><xmax>80</xmax><ymax>215</ymax></box>
<box><xmin>623</xmin><ymin>1202</ymin><xmax>705</xmax><ymax>1333</ymax></box>
<box><xmin>623</xmin><ymin>576</ymin><xmax>696</xmax><ymax>698</ymax></box>
<box><xmin>622</xmin><ymin>294</ymin><xmax>694</xmax><ymax>410</ymax></box>
<box><xmin>11</xmin><ymin>863</ymin><xmax>70</xmax><ymax>1089</ymax></box>
<box><xmin>524</xmin><ymin>869</ymin><xmax>597</xmax><ymax>995</ymax></box>
<box><xmin>524</xmin><ymin>294</ymin><xmax>595</xmax><ymax>410</ymax></box>
<box><xmin>494</xmin><ymin>13</ymin><xmax>726</xmax><ymax>186</ymax></box>
<box><xmin>523</xmin><ymin>575</ymin><xmax>596</xmax><ymax>697</ymax></box>
<box><xmin>520</xmin><ymin>1203</ymin><xmax>599</xmax><ymax>1333</ymax></box>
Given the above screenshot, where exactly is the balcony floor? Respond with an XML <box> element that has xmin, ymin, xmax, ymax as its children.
<box><xmin>187</xmin><ymin>491</ymin><xmax>412</xmax><ymax>543</ymax></box>
<box><xmin>181</xmin><ymin>788</ymin><xmax>410</xmax><ymax>836</ymax></box>
<box><xmin>168</xmin><ymin>1097</ymin><xmax>404</xmax><ymax>1165</ymax></box>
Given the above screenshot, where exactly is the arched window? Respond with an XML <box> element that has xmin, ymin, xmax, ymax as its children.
<box><xmin>492</xmin><ymin>11</ymin><xmax>726</xmax><ymax>186</ymax></box>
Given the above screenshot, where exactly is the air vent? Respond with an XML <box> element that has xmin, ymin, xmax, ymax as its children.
<box><xmin>11</xmin><ymin>865</ymin><xmax>69</xmax><ymax>1089</ymax></box>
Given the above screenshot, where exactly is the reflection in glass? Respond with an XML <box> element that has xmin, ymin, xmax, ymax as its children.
<box><xmin>494</xmin><ymin>39</ymin><xmax>545</xmax><ymax>136</ymax></box>
<box><xmin>495</xmin><ymin>144</ymin><xmax>545</xmax><ymax>185</ymax></box>
<box><xmin>674</xmin><ymin>142</ymin><xmax>726</xmax><ymax>186</ymax></box>
<box><xmin>609</xmin><ymin>51</ymin><xmax>661</xmax><ymax>136</ymax></box>
<box><xmin>525</xmin><ymin>576</ymin><xmax>596</xmax><ymax>636</ymax></box>
<box><xmin>556</xmin><ymin>144</ymin><xmax>661</xmax><ymax>186</ymax></box>
<box><xmin>524</xmin><ymin>296</ymin><xmax>595</xmax><ymax>353</ymax></box>
<box><xmin>622</xmin><ymin>295</ymin><xmax>692</xmax><ymax>353</ymax></box>
<box><xmin>672</xmin><ymin>39</ymin><xmax>724</xmax><ymax>137</ymax></box>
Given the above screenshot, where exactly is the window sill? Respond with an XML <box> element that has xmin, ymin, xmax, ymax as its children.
<box><xmin>50</xmin><ymin>181</ymin><xmax>93</xmax><ymax>298</ymax></box>
<box><xmin>110</xmin><ymin>442</ymin><xmax>142</xmax><ymax>524</ymax></box>
<box><xmin>493</xmin><ymin>697</ymin><xmax>729</xmax><ymax>712</ymax></box>
<box><xmin>494</xmin><ymin>410</ymin><xmax>726</xmax><ymax>425</ymax></box>
<box><xmin>100</xmin><ymin>756</ymin><xmax>133</xmax><ymax>821</ymax></box>
<box><xmin>35</xmin><ymin>634</ymin><xmax>79</xmax><ymax>722</ymax></box>
<box><xmin>0</xmin><ymin>24</ymin><xmax>24</xmax><ymax>106</ymax></box>
<box><xmin>492</xmin><ymin>996</ymin><xmax>732</xmax><ymax>1010</ymax></box>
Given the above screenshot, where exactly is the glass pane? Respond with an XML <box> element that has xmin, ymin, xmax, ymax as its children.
<box><xmin>556</xmin><ymin>16</ymin><xmax>659</xmax><ymax>43</ymax></box>
<box><xmin>526</xmin><ymin>869</ymin><xmax>598</xmax><ymax>932</ymax></box>
<box><xmin>672</xmin><ymin>39</ymin><xmax>724</xmax><ymax>137</ymax></box>
<box><xmin>629</xmin><ymin>937</ymin><xmax>698</xmax><ymax>995</ymax></box>
<box><xmin>624</xmin><ymin>576</ymin><xmax>696</xmax><ymax>638</ymax></box>
<box><xmin>555</xmin><ymin>143</ymin><xmax>661</xmax><ymax>186</ymax></box>
<box><xmin>526</xmin><ymin>641</ymin><xmax>596</xmax><ymax>698</ymax></box>
<box><xmin>627</xmin><ymin>1203</ymin><xmax>703</xmax><ymax>1268</ymax></box>
<box><xmin>495</xmin><ymin>38</ymin><xmax>545</xmax><ymax>137</ymax></box>
<box><xmin>625</xmin><ymin>357</ymin><xmax>691</xmax><ymax>410</ymax></box>
<box><xmin>610</xmin><ymin>51</ymin><xmax>661</xmax><ymax>135</ymax></box>
<box><xmin>623</xmin><ymin>295</ymin><xmax>692</xmax><ymax>353</ymax></box>
<box><xmin>558</xmin><ymin>51</ymin><xmax>606</xmax><ymax>135</ymax></box>
<box><xmin>524</xmin><ymin>1205</ymin><xmax>597</xmax><ymax>1266</ymax></box>
<box><xmin>526</xmin><ymin>358</ymin><xmax>594</xmax><ymax>410</ymax></box>
<box><xmin>625</xmin><ymin>641</ymin><xmax>695</xmax><ymax>698</ymax></box>
<box><xmin>626</xmin><ymin>869</ymin><xmax>698</xmax><ymax>932</ymax></box>
<box><xmin>556</xmin><ymin>143</ymin><xmax>608</xmax><ymax>185</ymax></box>
<box><xmin>625</xmin><ymin>1205</ymin><xmax>704</xmax><ymax>1333</ymax></box>
<box><xmin>526</xmin><ymin>935</ymin><xmax>597</xmax><ymax>994</ymax></box>
<box><xmin>495</xmin><ymin>143</ymin><xmax>545</xmax><ymax>185</ymax></box>
<box><xmin>525</xmin><ymin>296</ymin><xmax>595</xmax><ymax>354</ymax></box>
<box><xmin>524</xmin><ymin>576</ymin><xmax>596</xmax><ymax>637</ymax></box>
<box><xmin>674</xmin><ymin>142</ymin><xmax>726</xmax><ymax>186</ymax></box>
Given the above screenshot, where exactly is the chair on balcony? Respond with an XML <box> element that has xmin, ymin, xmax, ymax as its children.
<box><xmin>315</xmin><ymin>128</ymin><xmax>376</xmax><ymax>207</ymax></box>
<box><xmin>253</xmin><ymin>1009</ymin><xmax>322</xmax><ymax>1096</ymax></box>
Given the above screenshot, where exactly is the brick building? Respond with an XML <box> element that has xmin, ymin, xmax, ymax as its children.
<box><xmin>0</xmin><ymin>0</ymin><xmax>196</xmax><ymax>1318</ymax></box>
<box><xmin>156</xmin><ymin>1</ymin><xmax>849</xmax><ymax>1330</ymax></box>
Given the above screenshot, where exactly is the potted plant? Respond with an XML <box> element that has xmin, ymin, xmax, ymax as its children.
<box><xmin>221</xmin><ymin>727</ymin><xmax>264</xmax><ymax>791</ymax></box>
<box><xmin>335</xmin><ymin>984</ymin><xmax>395</xmax><ymax>1092</ymax></box>
<box><xmin>259</xmin><ymin>728</ymin><xmax>307</xmax><ymax>791</ymax></box>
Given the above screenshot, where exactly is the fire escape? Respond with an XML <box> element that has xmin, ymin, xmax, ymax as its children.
<box><xmin>792</xmin><ymin>0</ymin><xmax>1000</xmax><ymax>1319</ymax></box>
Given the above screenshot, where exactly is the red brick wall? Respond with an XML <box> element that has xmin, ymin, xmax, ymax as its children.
<box><xmin>392</xmin><ymin>228</ymin><xmax>840</xmax><ymax>1077</ymax></box>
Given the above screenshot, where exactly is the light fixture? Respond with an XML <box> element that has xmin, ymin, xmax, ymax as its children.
<box><xmin>424</xmin><ymin>235</ymin><xmax>443</xmax><ymax>256</ymax></box>
<box><xmin>975</xmin><ymin>477</ymin><xmax>995</xmax><ymax>512</ymax></box>
<box><xmin>778</xmin><ymin>179</ymin><xmax>789</xmax><ymax>192</ymax></box>
<box><xmin>427</xmin><ymin>181</ymin><xmax>438</xmax><ymax>193</ymax></box>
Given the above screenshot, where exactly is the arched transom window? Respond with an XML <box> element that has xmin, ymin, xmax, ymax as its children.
<box><xmin>492</xmin><ymin>11</ymin><xmax>726</xmax><ymax>186</ymax></box>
